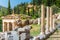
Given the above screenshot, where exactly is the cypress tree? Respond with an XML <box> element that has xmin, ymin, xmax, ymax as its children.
<box><xmin>17</xmin><ymin>5</ymin><xmax>20</xmax><ymax>14</ymax></box>
<box><xmin>7</xmin><ymin>0</ymin><xmax>11</xmax><ymax>14</ymax></box>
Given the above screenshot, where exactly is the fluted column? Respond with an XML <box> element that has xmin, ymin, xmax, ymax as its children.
<box><xmin>38</xmin><ymin>8</ymin><xmax>40</xmax><ymax>25</ymax></box>
<box><xmin>40</xmin><ymin>4</ymin><xmax>45</xmax><ymax>35</ymax></box>
<box><xmin>36</xmin><ymin>4</ymin><xmax>46</xmax><ymax>40</ymax></box>
<box><xmin>45</xmin><ymin>6</ymin><xmax>50</xmax><ymax>34</ymax></box>
<box><xmin>3</xmin><ymin>22</ymin><xmax>4</xmax><ymax>32</ymax></box>
<box><xmin>50</xmin><ymin>7</ymin><xmax>53</xmax><ymax>32</ymax></box>
<box><xmin>53</xmin><ymin>15</ymin><xmax>56</xmax><ymax>30</ymax></box>
<box><xmin>7</xmin><ymin>22</ymin><xmax>9</xmax><ymax>31</ymax></box>
<box><xmin>12</xmin><ymin>22</ymin><xmax>14</xmax><ymax>30</ymax></box>
<box><xmin>38</xmin><ymin>18</ymin><xmax>40</xmax><ymax>25</ymax></box>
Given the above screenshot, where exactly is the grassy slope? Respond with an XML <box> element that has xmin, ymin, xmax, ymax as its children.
<box><xmin>30</xmin><ymin>24</ymin><xmax>40</xmax><ymax>36</ymax></box>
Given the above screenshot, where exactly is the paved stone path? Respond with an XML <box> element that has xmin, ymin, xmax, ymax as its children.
<box><xmin>47</xmin><ymin>30</ymin><xmax>60</xmax><ymax>40</ymax></box>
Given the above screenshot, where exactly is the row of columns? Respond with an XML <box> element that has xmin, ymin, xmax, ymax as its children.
<box><xmin>41</xmin><ymin>4</ymin><xmax>56</xmax><ymax>34</ymax></box>
<box><xmin>35</xmin><ymin>4</ymin><xmax>57</xmax><ymax>40</ymax></box>
<box><xmin>3</xmin><ymin>22</ymin><xmax>15</xmax><ymax>32</ymax></box>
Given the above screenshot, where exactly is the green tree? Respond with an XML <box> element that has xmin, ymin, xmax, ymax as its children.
<box><xmin>23</xmin><ymin>3</ymin><xmax>26</xmax><ymax>14</ymax></box>
<box><xmin>14</xmin><ymin>5</ymin><xmax>20</xmax><ymax>14</ymax></box>
<box><xmin>17</xmin><ymin>5</ymin><xmax>20</xmax><ymax>14</ymax></box>
<box><xmin>7</xmin><ymin>0</ymin><xmax>11</xmax><ymax>14</ymax></box>
<box><xmin>55</xmin><ymin>0</ymin><xmax>60</xmax><ymax>8</ymax></box>
<box><xmin>31</xmin><ymin>0</ymin><xmax>45</xmax><ymax>18</ymax></box>
<box><xmin>14</xmin><ymin>7</ymin><xmax>16</xmax><ymax>14</ymax></box>
<box><xmin>28</xmin><ymin>7</ymin><xmax>30</xmax><ymax>16</ymax></box>
<box><xmin>32</xmin><ymin>0</ymin><xmax>35</xmax><ymax>16</ymax></box>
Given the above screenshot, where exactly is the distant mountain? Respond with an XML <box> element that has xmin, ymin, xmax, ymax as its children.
<box><xmin>0</xmin><ymin>6</ymin><xmax>7</xmax><ymax>9</ymax></box>
<box><xmin>0</xmin><ymin>6</ymin><xmax>2</xmax><ymax>9</ymax></box>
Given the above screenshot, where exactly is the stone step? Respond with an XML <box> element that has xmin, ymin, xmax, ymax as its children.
<box><xmin>50</xmin><ymin>35</ymin><xmax>60</xmax><ymax>37</ymax></box>
<box><xmin>47</xmin><ymin>30</ymin><xmax>60</xmax><ymax>40</ymax></box>
<box><xmin>47</xmin><ymin>38</ymin><xmax>60</xmax><ymax>40</ymax></box>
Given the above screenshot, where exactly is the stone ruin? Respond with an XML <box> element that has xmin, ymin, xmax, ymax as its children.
<box><xmin>18</xmin><ymin>25</ymin><xmax>32</xmax><ymax>40</ymax></box>
<box><xmin>0</xmin><ymin>4</ymin><xmax>59</xmax><ymax>40</ymax></box>
<box><xmin>0</xmin><ymin>19</ymin><xmax>32</xmax><ymax>40</ymax></box>
<box><xmin>1</xmin><ymin>10</ymin><xmax>41</xmax><ymax>40</ymax></box>
<box><xmin>0</xmin><ymin>14</ymin><xmax>33</xmax><ymax>40</ymax></box>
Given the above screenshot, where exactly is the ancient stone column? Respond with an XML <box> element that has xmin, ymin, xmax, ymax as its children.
<box><xmin>38</xmin><ymin>8</ymin><xmax>40</xmax><ymax>25</ymax></box>
<box><xmin>45</xmin><ymin>6</ymin><xmax>50</xmax><ymax>34</ymax></box>
<box><xmin>53</xmin><ymin>15</ymin><xmax>56</xmax><ymax>30</ymax></box>
<box><xmin>7</xmin><ymin>22</ymin><xmax>9</xmax><ymax>31</ymax></box>
<box><xmin>50</xmin><ymin>7</ymin><xmax>53</xmax><ymax>32</ymax></box>
<box><xmin>40</xmin><ymin>4</ymin><xmax>45</xmax><ymax>35</ymax></box>
<box><xmin>36</xmin><ymin>4</ymin><xmax>46</xmax><ymax>40</ymax></box>
<box><xmin>38</xmin><ymin>18</ymin><xmax>40</xmax><ymax>25</ymax></box>
<box><xmin>12</xmin><ymin>22</ymin><xmax>15</xmax><ymax>30</ymax></box>
<box><xmin>2</xmin><ymin>22</ymin><xmax>4</xmax><ymax>32</ymax></box>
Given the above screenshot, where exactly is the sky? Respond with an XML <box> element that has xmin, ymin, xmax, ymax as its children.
<box><xmin>0</xmin><ymin>0</ymin><xmax>31</xmax><ymax>8</ymax></box>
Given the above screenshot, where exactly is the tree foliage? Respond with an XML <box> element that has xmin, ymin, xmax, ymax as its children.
<box><xmin>55</xmin><ymin>0</ymin><xmax>60</xmax><ymax>8</ymax></box>
<box><xmin>7</xmin><ymin>0</ymin><xmax>11</xmax><ymax>14</ymax></box>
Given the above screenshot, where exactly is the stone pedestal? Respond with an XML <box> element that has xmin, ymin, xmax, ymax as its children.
<box><xmin>5</xmin><ymin>31</ymin><xmax>19</xmax><ymax>40</ymax></box>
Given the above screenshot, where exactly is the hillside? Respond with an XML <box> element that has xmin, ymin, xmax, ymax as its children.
<box><xmin>0</xmin><ymin>6</ymin><xmax>7</xmax><ymax>16</ymax></box>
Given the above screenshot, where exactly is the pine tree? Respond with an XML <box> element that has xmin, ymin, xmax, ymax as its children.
<box><xmin>7</xmin><ymin>0</ymin><xmax>11</xmax><ymax>14</ymax></box>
